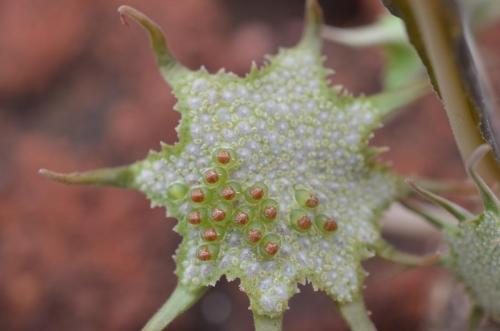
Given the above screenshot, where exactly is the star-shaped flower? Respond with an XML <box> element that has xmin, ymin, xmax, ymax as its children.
<box><xmin>410</xmin><ymin>145</ymin><xmax>500</xmax><ymax>328</ymax></box>
<box><xmin>40</xmin><ymin>1</ymin><xmax>428</xmax><ymax>330</ymax></box>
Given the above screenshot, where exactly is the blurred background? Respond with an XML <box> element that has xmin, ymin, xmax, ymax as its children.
<box><xmin>1</xmin><ymin>0</ymin><xmax>499</xmax><ymax>330</ymax></box>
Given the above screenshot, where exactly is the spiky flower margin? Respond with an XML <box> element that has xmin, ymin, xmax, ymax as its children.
<box><xmin>408</xmin><ymin>145</ymin><xmax>500</xmax><ymax>330</ymax></box>
<box><xmin>40</xmin><ymin>1</ymin><xmax>431</xmax><ymax>330</ymax></box>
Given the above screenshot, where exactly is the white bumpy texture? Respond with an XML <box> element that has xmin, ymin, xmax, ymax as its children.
<box><xmin>135</xmin><ymin>45</ymin><xmax>401</xmax><ymax>316</ymax></box>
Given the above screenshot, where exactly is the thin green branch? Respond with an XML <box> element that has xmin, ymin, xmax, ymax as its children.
<box><xmin>252</xmin><ymin>313</ymin><xmax>283</xmax><ymax>331</ymax></box>
<box><xmin>322</xmin><ymin>15</ymin><xmax>407</xmax><ymax>47</ymax></box>
<box><xmin>39</xmin><ymin>165</ymin><xmax>135</xmax><ymax>188</ymax></box>
<box><xmin>300</xmin><ymin>0</ymin><xmax>323</xmax><ymax>49</ymax></box>
<box><xmin>338</xmin><ymin>297</ymin><xmax>377</xmax><ymax>331</ymax></box>
<box><xmin>466</xmin><ymin>144</ymin><xmax>500</xmax><ymax>212</ymax></box>
<box><xmin>468</xmin><ymin>305</ymin><xmax>485</xmax><ymax>331</ymax></box>
<box><xmin>142</xmin><ymin>285</ymin><xmax>207</xmax><ymax>331</ymax></box>
<box><xmin>368</xmin><ymin>79</ymin><xmax>429</xmax><ymax>120</ymax></box>
<box><xmin>407</xmin><ymin>180</ymin><xmax>474</xmax><ymax>222</ymax></box>
<box><xmin>374</xmin><ymin>238</ymin><xmax>439</xmax><ymax>266</ymax></box>
<box><xmin>411</xmin><ymin>178</ymin><xmax>476</xmax><ymax>196</ymax></box>
<box><xmin>381</xmin><ymin>0</ymin><xmax>500</xmax><ymax>183</ymax></box>
<box><xmin>400</xmin><ymin>199</ymin><xmax>453</xmax><ymax>231</ymax></box>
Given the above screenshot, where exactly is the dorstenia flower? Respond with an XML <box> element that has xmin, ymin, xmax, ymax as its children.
<box><xmin>40</xmin><ymin>1</ymin><xmax>429</xmax><ymax>330</ymax></box>
<box><xmin>410</xmin><ymin>145</ymin><xmax>500</xmax><ymax>328</ymax></box>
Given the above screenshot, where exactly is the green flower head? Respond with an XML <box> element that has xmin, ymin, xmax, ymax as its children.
<box><xmin>410</xmin><ymin>145</ymin><xmax>500</xmax><ymax>326</ymax></box>
<box><xmin>41</xmin><ymin>1</ymin><xmax>427</xmax><ymax>330</ymax></box>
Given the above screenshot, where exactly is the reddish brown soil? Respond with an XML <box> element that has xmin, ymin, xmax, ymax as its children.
<box><xmin>1</xmin><ymin>0</ymin><xmax>497</xmax><ymax>330</ymax></box>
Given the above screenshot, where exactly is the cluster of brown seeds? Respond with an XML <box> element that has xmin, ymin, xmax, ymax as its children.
<box><xmin>167</xmin><ymin>148</ymin><xmax>283</xmax><ymax>262</ymax></box>
<box><xmin>290</xmin><ymin>187</ymin><xmax>338</xmax><ymax>234</ymax></box>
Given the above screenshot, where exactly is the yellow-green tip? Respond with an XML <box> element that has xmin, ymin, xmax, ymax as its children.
<box><xmin>407</xmin><ymin>179</ymin><xmax>473</xmax><ymax>222</ymax></box>
<box><xmin>39</xmin><ymin>166</ymin><xmax>135</xmax><ymax>188</ymax></box>
<box><xmin>301</xmin><ymin>0</ymin><xmax>323</xmax><ymax>48</ymax></box>
<box><xmin>118</xmin><ymin>5</ymin><xmax>187</xmax><ymax>83</ymax></box>
<box><xmin>466</xmin><ymin>144</ymin><xmax>500</xmax><ymax>213</ymax></box>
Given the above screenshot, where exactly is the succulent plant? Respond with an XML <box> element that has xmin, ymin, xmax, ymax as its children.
<box><xmin>40</xmin><ymin>1</ymin><xmax>430</xmax><ymax>330</ymax></box>
<box><xmin>409</xmin><ymin>145</ymin><xmax>500</xmax><ymax>329</ymax></box>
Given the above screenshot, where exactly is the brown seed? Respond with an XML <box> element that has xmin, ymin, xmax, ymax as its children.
<box><xmin>323</xmin><ymin>217</ymin><xmax>338</xmax><ymax>232</ymax></box>
<box><xmin>197</xmin><ymin>247</ymin><xmax>211</xmax><ymax>261</ymax></box>
<box><xmin>221</xmin><ymin>186</ymin><xmax>236</xmax><ymax>200</ymax></box>
<box><xmin>305</xmin><ymin>194</ymin><xmax>319</xmax><ymax>208</ymax></box>
<box><xmin>264</xmin><ymin>242</ymin><xmax>279</xmax><ymax>256</ymax></box>
<box><xmin>203</xmin><ymin>228</ymin><xmax>218</xmax><ymax>241</ymax></box>
<box><xmin>211</xmin><ymin>208</ymin><xmax>226</xmax><ymax>222</ymax></box>
<box><xmin>234</xmin><ymin>212</ymin><xmax>249</xmax><ymax>225</ymax></box>
<box><xmin>263</xmin><ymin>206</ymin><xmax>277</xmax><ymax>220</ymax></box>
<box><xmin>297</xmin><ymin>216</ymin><xmax>312</xmax><ymax>230</ymax></box>
<box><xmin>191</xmin><ymin>188</ymin><xmax>205</xmax><ymax>203</ymax></box>
<box><xmin>204</xmin><ymin>169</ymin><xmax>219</xmax><ymax>184</ymax></box>
<box><xmin>187</xmin><ymin>211</ymin><xmax>202</xmax><ymax>225</ymax></box>
<box><xmin>249</xmin><ymin>187</ymin><xmax>264</xmax><ymax>200</ymax></box>
<box><xmin>248</xmin><ymin>229</ymin><xmax>262</xmax><ymax>243</ymax></box>
<box><xmin>216</xmin><ymin>150</ymin><xmax>231</xmax><ymax>164</ymax></box>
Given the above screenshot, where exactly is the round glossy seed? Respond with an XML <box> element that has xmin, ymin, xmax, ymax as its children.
<box><xmin>260</xmin><ymin>234</ymin><xmax>281</xmax><ymax>257</ymax></box>
<box><xmin>250</xmin><ymin>187</ymin><xmax>264</xmax><ymax>200</ymax></box>
<box><xmin>264</xmin><ymin>206</ymin><xmax>277</xmax><ymax>219</ymax></box>
<box><xmin>202</xmin><ymin>167</ymin><xmax>227</xmax><ymax>187</ymax></box>
<box><xmin>204</xmin><ymin>169</ymin><xmax>219</xmax><ymax>184</ymax></box>
<box><xmin>187</xmin><ymin>210</ymin><xmax>202</xmax><ymax>225</ymax></box>
<box><xmin>234</xmin><ymin>211</ymin><xmax>250</xmax><ymax>226</ymax></box>
<box><xmin>198</xmin><ymin>247</ymin><xmax>212</xmax><ymax>261</ymax></box>
<box><xmin>247</xmin><ymin>224</ymin><xmax>264</xmax><ymax>244</ymax></box>
<box><xmin>213</xmin><ymin>148</ymin><xmax>237</xmax><ymax>167</ymax></box>
<box><xmin>220</xmin><ymin>186</ymin><xmax>236</xmax><ymax>200</ymax></box>
<box><xmin>290</xmin><ymin>209</ymin><xmax>313</xmax><ymax>232</ymax></box>
<box><xmin>323</xmin><ymin>218</ymin><xmax>337</xmax><ymax>231</ymax></box>
<box><xmin>216</xmin><ymin>150</ymin><xmax>231</xmax><ymax>164</ymax></box>
<box><xmin>261</xmin><ymin>199</ymin><xmax>279</xmax><ymax>221</ymax></box>
<box><xmin>245</xmin><ymin>183</ymin><xmax>268</xmax><ymax>203</ymax></box>
<box><xmin>190</xmin><ymin>187</ymin><xmax>206</xmax><ymax>203</ymax></box>
<box><xmin>305</xmin><ymin>195</ymin><xmax>319</xmax><ymax>208</ymax></box>
<box><xmin>295</xmin><ymin>188</ymin><xmax>320</xmax><ymax>208</ymax></box>
<box><xmin>264</xmin><ymin>242</ymin><xmax>279</xmax><ymax>256</ymax></box>
<box><xmin>197</xmin><ymin>244</ymin><xmax>219</xmax><ymax>261</ymax></box>
<box><xmin>316</xmin><ymin>214</ymin><xmax>338</xmax><ymax>233</ymax></box>
<box><xmin>203</xmin><ymin>228</ymin><xmax>218</xmax><ymax>241</ymax></box>
<box><xmin>298</xmin><ymin>216</ymin><xmax>312</xmax><ymax>230</ymax></box>
<box><xmin>211</xmin><ymin>208</ymin><xmax>226</xmax><ymax>222</ymax></box>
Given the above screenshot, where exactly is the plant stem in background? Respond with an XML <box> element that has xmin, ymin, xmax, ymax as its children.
<box><xmin>142</xmin><ymin>285</ymin><xmax>207</xmax><ymax>331</ymax></box>
<box><xmin>338</xmin><ymin>298</ymin><xmax>377</xmax><ymax>331</ymax></box>
<box><xmin>253</xmin><ymin>314</ymin><xmax>283</xmax><ymax>331</ymax></box>
<box><xmin>382</xmin><ymin>0</ymin><xmax>500</xmax><ymax>184</ymax></box>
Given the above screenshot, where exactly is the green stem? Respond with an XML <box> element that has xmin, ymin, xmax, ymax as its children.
<box><xmin>322</xmin><ymin>15</ymin><xmax>407</xmax><ymax>47</ymax></box>
<box><xmin>466</xmin><ymin>144</ymin><xmax>500</xmax><ymax>212</ymax></box>
<box><xmin>468</xmin><ymin>305</ymin><xmax>485</xmax><ymax>331</ymax></box>
<box><xmin>368</xmin><ymin>79</ymin><xmax>429</xmax><ymax>119</ymax></box>
<box><xmin>400</xmin><ymin>199</ymin><xmax>452</xmax><ymax>231</ymax></box>
<box><xmin>253</xmin><ymin>313</ymin><xmax>283</xmax><ymax>331</ymax></box>
<box><xmin>412</xmin><ymin>178</ymin><xmax>476</xmax><ymax>196</ymax></box>
<box><xmin>374</xmin><ymin>238</ymin><xmax>439</xmax><ymax>266</ymax></box>
<box><xmin>39</xmin><ymin>165</ymin><xmax>135</xmax><ymax>188</ymax></box>
<box><xmin>338</xmin><ymin>297</ymin><xmax>377</xmax><ymax>331</ymax></box>
<box><xmin>142</xmin><ymin>285</ymin><xmax>207</xmax><ymax>331</ymax></box>
<box><xmin>407</xmin><ymin>180</ymin><xmax>474</xmax><ymax>222</ymax></box>
<box><xmin>382</xmin><ymin>0</ymin><xmax>500</xmax><ymax>183</ymax></box>
<box><xmin>299</xmin><ymin>0</ymin><xmax>323</xmax><ymax>50</ymax></box>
